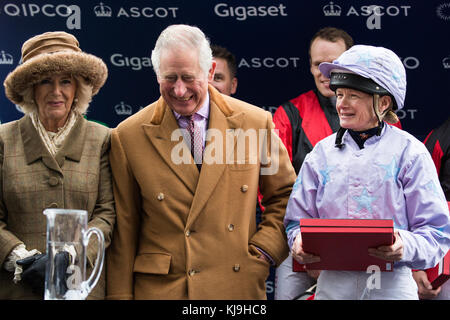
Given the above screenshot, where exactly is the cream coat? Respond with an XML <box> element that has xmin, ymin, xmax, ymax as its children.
<box><xmin>106</xmin><ymin>86</ymin><xmax>296</xmax><ymax>299</ymax></box>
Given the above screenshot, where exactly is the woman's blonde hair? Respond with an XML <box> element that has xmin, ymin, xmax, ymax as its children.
<box><xmin>374</xmin><ymin>94</ymin><xmax>399</xmax><ymax>125</ymax></box>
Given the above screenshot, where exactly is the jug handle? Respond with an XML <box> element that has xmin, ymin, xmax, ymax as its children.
<box><xmin>80</xmin><ymin>227</ymin><xmax>105</xmax><ymax>299</ymax></box>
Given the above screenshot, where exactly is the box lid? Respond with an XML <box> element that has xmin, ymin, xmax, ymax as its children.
<box><xmin>300</xmin><ymin>218</ymin><xmax>393</xmax><ymax>228</ymax></box>
<box><xmin>299</xmin><ymin>218</ymin><xmax>394</xmax><ymax>271</ymax></box>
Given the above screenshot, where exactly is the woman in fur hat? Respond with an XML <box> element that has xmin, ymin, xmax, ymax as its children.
<box><xmin>0</xmin><ymin>31</ymin><xmax>115</xmax><ymax>299</ymax></box>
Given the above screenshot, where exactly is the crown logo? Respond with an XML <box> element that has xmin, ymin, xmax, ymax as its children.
<box><xmin>94</xmin><ymin>2</ymin><xmax>112</xmax><ymax>17</ymax></box>
<box><xmin>437</xmin><ymin>3</ymin><xmax>450</xmax><ymax>21</ymax></box>
<box><xmin>323</xmin><ymin>1</ymin><xmax>342</xmax><ymax>16</ymax></box>
<box><xmin>443</xmin><ymin>56</ymin><xmax>450</xmax><ymax>69</ymax></box>
<box><xmin>115</xmin><ymin>101</ymin><xmax>133</xmax><ymax>115</ymax></box>
<box><xmin>0</xmin><ymin>51</ymin><xmax>13</xmax><ymax>65</ymax></box>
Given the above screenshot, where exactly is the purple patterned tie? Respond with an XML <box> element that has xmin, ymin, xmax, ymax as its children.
<box><xmin>186</xmin><ymin>115</ymin><xmax>203</xmax><ymax>169</ymax></box>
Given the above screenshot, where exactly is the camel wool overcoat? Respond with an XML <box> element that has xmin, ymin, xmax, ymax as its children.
<box><xmin>106</xmin><ymin>86</ymin><xmax>296</xmax><ymax>300</ymax></box>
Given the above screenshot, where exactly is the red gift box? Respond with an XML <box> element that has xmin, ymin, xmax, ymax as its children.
<box><xmin>424</xmin><ymin>202</ymin><xmax>450</xmax><ymax>289</ymax></box>
<box><xmin>426</xmin><ymin>250</ymin><xmax>450</xmax><ymax>289</ymax></box>
<box><xmin>293</xmin><ymin>218</ymin><xmax>394</xmax><ymax>272</ymax></box>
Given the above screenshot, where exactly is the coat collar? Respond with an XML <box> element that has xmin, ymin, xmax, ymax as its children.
<box><xmin>20</xmin><ymin>114</ymin><xmax>87</xmax><ymax>174</ymax></box>
<box><xmin>142</xmin><ymin>85</ymin><xmax>246</xmax><ymax>225</ymax></box>
<box><xmin>57</xmin><ymin>114</ymin><xmax>87</xmax><ymax>162</ymax></box>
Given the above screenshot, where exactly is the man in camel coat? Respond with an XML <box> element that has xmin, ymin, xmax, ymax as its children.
<box><xmin>106</xmin><ymin>24</ymin><xmax>296</xmax><ymax>300</ymax></box>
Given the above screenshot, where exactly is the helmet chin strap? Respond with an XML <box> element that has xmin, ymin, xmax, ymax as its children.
<box><xmin>334</xmin><ymin>127</ymin><xmax>347</xmax><ymax>149</ymax></box>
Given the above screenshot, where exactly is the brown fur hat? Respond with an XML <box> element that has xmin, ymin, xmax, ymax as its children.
<box><xmin>4</xmin><ymin>31</ymin><xmax>107</xmax><ymax>113</ymax></box>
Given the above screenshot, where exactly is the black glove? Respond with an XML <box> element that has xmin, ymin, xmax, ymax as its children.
<box><xmin>16</xmin><ymin>253</ymin><xmax>47</xmax><ymax>296</ymax></box>
<box><xmin>54</xmin><ymin>251</ymin><xmax>70</xmax><ymax>296</ymax></box>
<box><xmin>16</xmin><ymin>252</ymin><xmax>70</xmax><ymax>297</ymax></box>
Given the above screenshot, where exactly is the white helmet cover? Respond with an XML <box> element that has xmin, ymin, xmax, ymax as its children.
<box><xmin>319</xmin><ymin>45</ymin><xmax>406</xmax><ymax>110</ymax></box>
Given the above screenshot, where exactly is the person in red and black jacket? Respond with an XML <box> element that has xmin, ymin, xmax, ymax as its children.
<box><xmin>272</xmin><ymin>27</ymin><xmax>402</xmax><ymax>300</ymax></box>
<box><xmin>272</xmin><ymin>27</ymin><xmax>353</xmax><ymax>300</ymax></box>
<box><xmin>413</xmin><ymin>116</ymin><xmax>450</xmax><ymax>300</ymax></box>
<box><xmin>424</xmin><ymin>117</ymin><xmax>450</xmax><ymax>200</ymax></box>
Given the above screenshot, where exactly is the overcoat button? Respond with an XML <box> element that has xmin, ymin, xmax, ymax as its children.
<box><xmin>227</xmin><ymin>224</ymin><xmax>234</xmax><ymax>231</ymax></box>
<box><xmin>233</xmin><ymin>264</ymin><xmax>240</xmax><ymax>272</ymax></box>
<box><xmin>157</xmin><ymin>193</ymin><xmax>164</xmax><ymax>201</ymax></box>
<box><xmin>185</xmin><ymin>230</ymin><xmax>191</xmax><ymax>237</ymax></box>
<box><xmin>241</xmin><ymin>185</ymin><xmax>248</xmax><ymax>192</ymax></box>
<box><xmin>188</xmin><ymin>269</ymin><xmax>196</xmax><ymax>276</ymax></box>
<box><xmin>48</xmin><ymin>177</ymin><xmax>59</xmax><ymax>186</ymax></box>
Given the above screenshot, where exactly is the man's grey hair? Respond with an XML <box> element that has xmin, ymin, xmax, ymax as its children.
<box><xmin>151</xmin><ymin>24</ymin><xmax>213</xmax><ymax>79</ymax></box>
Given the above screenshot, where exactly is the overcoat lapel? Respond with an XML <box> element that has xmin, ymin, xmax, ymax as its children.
<box><xmin>142</xmin><ymin>87</ymin><xmax>246</xmax><ymax>225</ymax></box>
<box><xmin>54</xmin><ymin>116</ymin><xmax>86</xmax><ymax>167</ymax></box>
<box><xmin>142</xmin><ymin>98</ymin><xmax>199</xmax><ymax>194</ymax></box>
<box><xmin>20</xmin><ymin>114</ymin><xmax>62</xmax><ymax>174</ymax></box>
<box><xmin>186</xmin><ymin>88</ymin><xmax>246</xmax><ymax>227</ymax></box>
